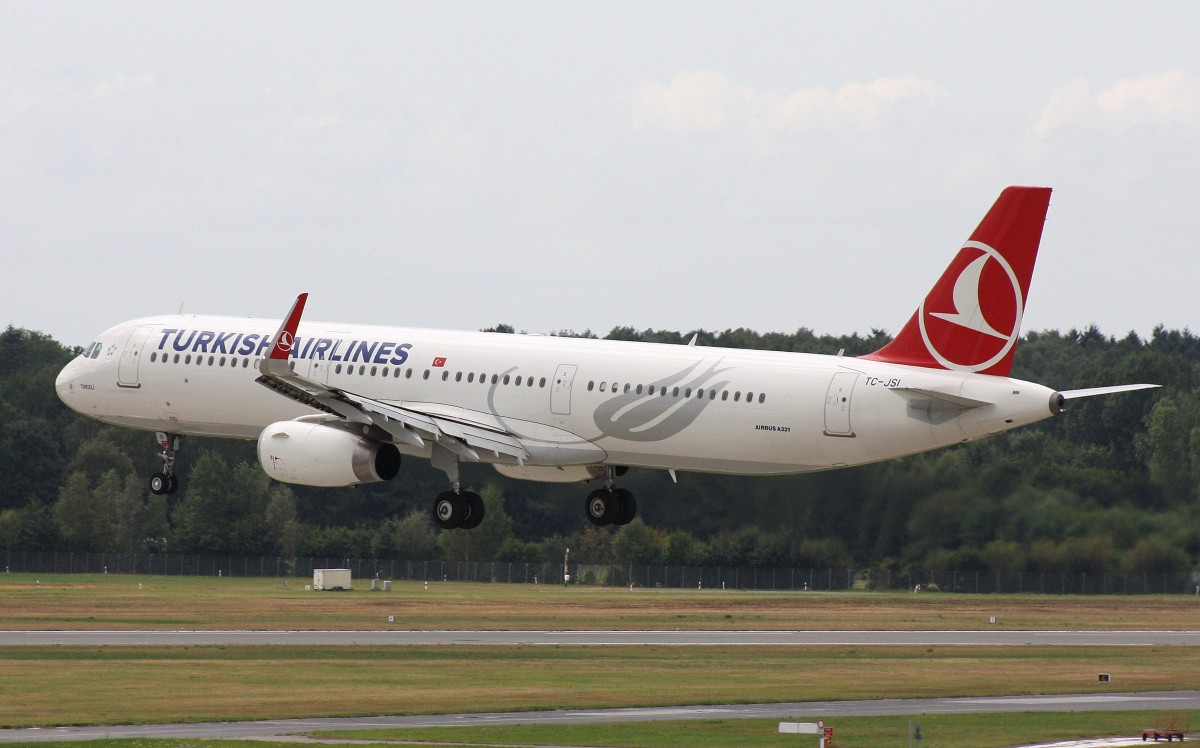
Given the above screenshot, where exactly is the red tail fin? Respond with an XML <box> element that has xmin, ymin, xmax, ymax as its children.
<box><xmin>862</xmin><ymin>186</ymin><xmax>1052</xmax><ymax>376</ymax></box>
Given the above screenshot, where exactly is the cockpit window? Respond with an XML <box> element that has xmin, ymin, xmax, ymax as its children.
<box><xmin>82</xmin><ymin>342</ymin><xmax>101</xmax><ymax>359</ymax></box>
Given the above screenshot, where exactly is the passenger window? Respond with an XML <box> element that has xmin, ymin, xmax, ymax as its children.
<box><xmin>539</xmin><ymin>377</ymin><xmax>546</xmax><ymax>387</ymax></box>
<box><xmin>587</xmin><ymin>381</ymin><xmax>595</xmax><ymax>391</ymax></box>
<box><xmin>503</xmin><ymin>375</ymin><xmax>510</xmax><ymax>385</ymax></box>
<box><xmin>747</xmin><ymin>391</ymin><xmax>754</xmax><ymax>402</ymax></box>
<box><xmin>697</xmin><ymin>388</ymin><xmax>704</xmax><ymax>399</ymax></box>
<box><xmin>636</xmin><ymin>384</ymin><xmax>643</xmax><ymax>394</ymax></box>
<box><xmin>371</xmin><ymin>366</ymin><xmax>378</xmax><ymax>376</ymax></box>
<box><xmin>441</xmin><ymin>370</ymin><xmax>449</xmax><ymax>381</ymax></box>
<box><xmin>455</xmin><ymin>371</ymin><xmax>463</xmax><ymax>382</ymax></box>
<box><xmin>599</xmin><ymin>382</ymin><xmax>607</xmax><ymax>392</ymax></box>
<box><xmin>423</xmin><ymin>370</ymin><xmax>430</xmax><ymax>380</ymax></box>
<box><xmin>722</xmin><ymin>391</ymin><xmax>729</xmax><ymax>401</ymax></box>
<box><xmin>734</xmin><ymin>392</ymin><xmax>741</xmax><ymax>402</ymax></box>
<box><xmin>515</xmin><ymin>375</ymin><xmax>522</xmax><ymax>386</ymax></box>
<box><xmin>758</xmin><ymin>393</ymin><xmax>766</xmax><ymax>403</ymax></box>
<box><xmin>468</xmin><ymin>372</ymin><xmax>475</xmax><ymax>383</ymax></box>
<box><xmin>336</xmin><ymin>364</ymin><xmax>343</xmax><ymax>374</ymax></box>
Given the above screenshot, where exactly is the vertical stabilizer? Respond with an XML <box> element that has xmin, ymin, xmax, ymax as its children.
<box><xmin>862</xmin><ymin>186</ymin><xmax>1052</xmax><ymax>376</ymax></box>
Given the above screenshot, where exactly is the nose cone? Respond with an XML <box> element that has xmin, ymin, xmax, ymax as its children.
<box><xmin>55</xmin><ymin>360</ymin><xmax>79</xmax><ymax>408</ymax></box>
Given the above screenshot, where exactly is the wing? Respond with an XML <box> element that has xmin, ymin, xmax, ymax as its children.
<box><xmin>255</xmin><ymin>294</ymin><xmax>529</xmax><ymax>465</ymax></box>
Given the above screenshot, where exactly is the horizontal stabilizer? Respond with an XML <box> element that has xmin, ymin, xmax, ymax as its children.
<box><xmin>893</xmin><ymin>387</ymin><xmax>991</xmax><ymax>410</ymax></box>
<box><xmin>1060</xmin><ymin>383</ymin><xmax>1161</xmax><ymax>400</ymax></box>
<box><xmin>892</xmin><ymin>387</ymin><xmax>990</xmax><ymax>426</ymax></box>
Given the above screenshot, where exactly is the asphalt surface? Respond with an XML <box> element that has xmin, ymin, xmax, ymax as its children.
<box><xmin>3</xmin><ymin>629</ymin><xmax>1199</xmax><ymax>646</ymax></box>
<box><xmin>0</xmin><ymin>691</ymin><xmax>1196</xmax><ymax>743</ymax></box>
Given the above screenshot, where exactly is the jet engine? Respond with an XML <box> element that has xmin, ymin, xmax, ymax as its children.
<box><xmin>257</xmin><ymin>420</ymin><xmax>401</xmax><ymax>487</ymax></box>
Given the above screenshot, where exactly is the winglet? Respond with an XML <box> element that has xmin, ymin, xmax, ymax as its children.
<box><xmin>862</xmin><ymin>187</ymin><xmax>1052</xmax><ymax>377</ymax></box>
<box><xmin>260</xmin><ymin>293</ymin><xmax>308</xmax><ymax>375</ymax></box>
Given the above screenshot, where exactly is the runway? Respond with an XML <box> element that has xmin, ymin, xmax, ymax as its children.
<box><xmin>0</xmin><ymin>691</ymin><xmax>1196</xmax><ymax>743</ymax></box>
<box><xmin>2</xmin><ymin>629</ymin><xmax>1198</xmax><ymax>646</ymax></box>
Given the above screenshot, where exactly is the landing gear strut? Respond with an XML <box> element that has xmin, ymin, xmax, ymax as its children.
<box><xmin>584</xmin><ymin>467</ymin><xmax>637</xmax><ymax>526</ymax></box>
<box><xmin>430</xmin><ymin>443</ymin><xmax>484</xmax><ymax>530</ymax></box>
<box><xmin>149</xmin><ymin>431</ymin><xmax>182</xmax><ymax>495</ymax></box>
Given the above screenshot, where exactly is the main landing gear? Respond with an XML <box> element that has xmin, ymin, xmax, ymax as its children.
<box><xmin>429</xmin><ymin>443</ymin><xmax>484</xmax><ymax>530</ymax></box>
<box><xmin>149</xmin><ymin>431</ymin><xmax>182</xmax><ymax>495</ymax></box>
<box><xmin>433</xmin><ymin>489</ymin><xmax>484</xmax><ymax>530</ymax></box>
<box><xmin>585</xmin><ymin>467</ymin><xmax>637</xmax><ymax>526</ymax></box>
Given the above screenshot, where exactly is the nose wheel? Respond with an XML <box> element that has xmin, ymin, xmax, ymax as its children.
<box><xmin>149</xmin><ymin>432</ymin><xmax>182</xmax><ymax>495</ymax></box>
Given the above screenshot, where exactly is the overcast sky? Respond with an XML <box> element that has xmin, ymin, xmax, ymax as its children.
<box><xmin>3</xmin><ymin>2</ymin><xmax>1198</xmax><ymax>349</ymax></box>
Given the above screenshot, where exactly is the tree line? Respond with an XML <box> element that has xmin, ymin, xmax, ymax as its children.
<box><xmin>1</xmin><ymin>321</ymin><xmax>1197</xmax><ymax>576</ymax></box>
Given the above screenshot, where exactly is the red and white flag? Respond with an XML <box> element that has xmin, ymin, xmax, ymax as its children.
<box><xmin>432</xmin><ymin>357</ymin><xmax>447</xmax><ymax>367</ymax></box>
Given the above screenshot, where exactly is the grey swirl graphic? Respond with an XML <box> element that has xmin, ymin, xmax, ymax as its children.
<box><xmin>593</xmin><ymin>359</ymin><xmax>732</xmax><ymax>442</ymax></box>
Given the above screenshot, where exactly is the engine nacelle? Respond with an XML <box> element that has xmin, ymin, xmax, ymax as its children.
<box><xmin>258</xmin><ymin>421</ymin><xmax>401</xmax><ymax>487</ymax></box>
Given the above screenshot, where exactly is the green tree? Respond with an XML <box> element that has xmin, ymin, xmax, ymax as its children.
<box><xmin>612</xmin><ymin>518</ymin><xmax>663</xmax><ymax>566</ymax></box>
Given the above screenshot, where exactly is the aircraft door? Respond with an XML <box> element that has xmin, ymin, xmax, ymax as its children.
<box><xmin>824</xmin><ymin>371</ymin><xmax>857</xmax><ymax>437</ymax></box>
<box><xmin>551</xmin><ymin>364</ymin><xmax>578</xmax><ymax>415</ymax></box>
<box><xmin>117</xmin><ymin>325</ymin><xmax>155</xmax><ymax>388</ymax></box>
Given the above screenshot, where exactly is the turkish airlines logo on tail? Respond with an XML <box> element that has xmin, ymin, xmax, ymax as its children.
<box><xmin>918</xmin><ymin>240</ymin><xmax>1024</xmax><ymax>372</ymax></box>
<box><xmin>276</xmin><ymin>331</ymin><xmax>295</xmax><ymax>353</ymax></box>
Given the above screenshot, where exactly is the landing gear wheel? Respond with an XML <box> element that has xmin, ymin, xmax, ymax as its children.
<box><xmin>433</xmin><ymin>491</ymin><xmax>468</xmax><ymax>529</ymax></box>
<box><xmin>165</xmin><ymin>474</ymin><xmax>179</xmax><ymax>495</ymax></box>
<box><xmin>585</xmin><ymin>489</ymin><xmax>618</xmax><ymax>526</ymax></box>
<box><xmin>460</xmin><ymin>491</ymin><xmax>485</xmax><ymax>530</ymax></box>
<box><xmin>149</xmin><ymin>473</ymin><xmax>169</xmax><ymax>495</ymax></box>
<box><xmin>613</xmin><ymin>488</ymin><xmax>637</xmax><ymax>526</ymax></box>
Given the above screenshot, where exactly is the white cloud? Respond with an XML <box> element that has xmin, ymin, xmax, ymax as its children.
<box><xmin>1031</xmin><ymin>69</ymin><xmax>1200</xmax><ymax>136</ymax></box>
<box><xmin>91</xmin><ymin>72</ymin><xmax>157</xmax><ymax>100</ymax></box>
<box><xmin>630</xmin><ymin>71</ymin><xmax>941</xmax><ymax>138</ymax></box>
<box><xmin>630</xmin><ymin>71</ymin><xmax>733</xmax><ymax>132</ymax></box>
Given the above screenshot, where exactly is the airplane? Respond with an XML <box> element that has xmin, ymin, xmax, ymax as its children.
<box><xmin>55</xmin><ymin>186</ymin><xmax>1157</xmax><ymax>530</ymax></box>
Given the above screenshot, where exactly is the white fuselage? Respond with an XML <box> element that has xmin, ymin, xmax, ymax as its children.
<box><xmin>56</xmin><ymin>313</ymin><xmax>1060</xmax><ymax>477</ymax></box>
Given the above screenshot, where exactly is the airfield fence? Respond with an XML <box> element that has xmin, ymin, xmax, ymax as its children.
<box><xmin>3</xmin><ymin>549</ymin><xmax>1200</xmax><ymax>595</ymax></box>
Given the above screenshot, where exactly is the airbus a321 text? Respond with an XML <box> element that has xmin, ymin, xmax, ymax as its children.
<box><xmin>56</xmin><ymin>187</ymin><xmax>1157</xmax><ymax>529</ymax></box>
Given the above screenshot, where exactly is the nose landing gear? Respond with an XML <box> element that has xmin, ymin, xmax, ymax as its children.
<box><xmin>149</xmin><ymin>431</ymin><xmax>182</xmax><ymax>495</ymax></box>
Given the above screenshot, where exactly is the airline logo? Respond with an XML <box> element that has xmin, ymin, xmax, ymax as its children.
<box><xmin>154</xmin><ymin>328</ymin><xmax>413</xmax><ymax>365</ymax></box>
<box><xmin>918</xmin><ymin>240</ymin><xmax>1023</xmax><ymax>373</ymax></box>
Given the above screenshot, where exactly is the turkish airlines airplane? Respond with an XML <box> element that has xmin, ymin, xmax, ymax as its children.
<box><xmin>55</xmin><ymin>187</ymin><xmax>1155</xmax><ymax>530</ymax></box>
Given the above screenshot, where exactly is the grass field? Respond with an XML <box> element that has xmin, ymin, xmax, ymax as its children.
<box><xmin>2</xmin><ymin>573</ymin><xmax>1198</xmax><ymax>631</ymax></box>
<box><xmin>0</xmin><ymin>644</ymin><xmax>1195</xmax><ymax>727</ymax></box>
<box><xmin>0</xmin><ymin>573</ymin><xmax>1196</xmax><ymax>746</ymax></box>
